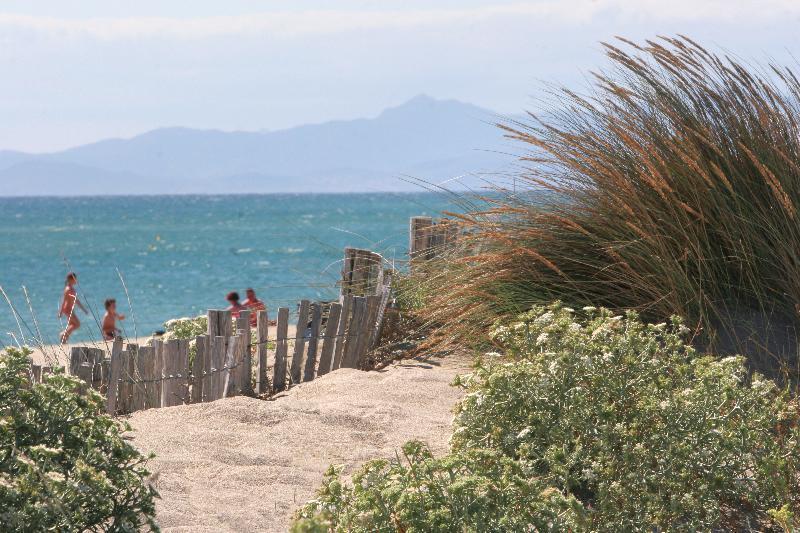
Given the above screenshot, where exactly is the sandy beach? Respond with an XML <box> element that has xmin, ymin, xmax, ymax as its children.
<box><xmin>128</xmin><ymin>354</ymin><xmax>468</xmax><ymax>532</ymax></box>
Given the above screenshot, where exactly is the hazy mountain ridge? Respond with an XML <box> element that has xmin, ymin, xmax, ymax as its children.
<box><xmin>0</xmin><ymin>96</ymin><xmax>512</xmax><ymax>196</ymax></box>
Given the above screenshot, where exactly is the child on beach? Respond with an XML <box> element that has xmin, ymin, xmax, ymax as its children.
<box><xmin>102</xmin><ymin>298</ymin><xmax>126</xmax><ymax>340</ymax></box>
<box><xmin>59</xmin><ymin>272</ymin><xmax>87</xmax><ymax>344</ymax></box>
<box><xmin>226</xmin><ymin>291</ymin><xmax>246</xmax><ymax>318</ymax></box>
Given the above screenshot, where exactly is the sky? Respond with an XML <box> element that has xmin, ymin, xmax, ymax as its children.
<box><xmin>2</xmin><ymin>0</ymin><xmax>800</xmax><ymax>152</ymax></box>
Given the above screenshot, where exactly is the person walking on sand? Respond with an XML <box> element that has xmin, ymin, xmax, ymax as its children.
<box><xmin>226</xmin><ymin>291</ymin><xmax>246</xmax><ymax>318</ymax></box>
<box><xmin>242</xmin><ymin>287</ymin><xmax>265</xmax><ymax>327</ymax></box>
<box><xmin>102</xmin><ymin>298</ymin><xmax>126</xmax><ymax>341</ymax></box>
<box><xmin>59</xmin><ymin>272</ymin><xmax>87</xmax><ymax>344</ymax></box>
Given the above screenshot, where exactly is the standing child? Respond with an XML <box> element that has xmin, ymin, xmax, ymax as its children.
<box><xmin>102</xmin><ymin>299</ymin><xmax>126</xmax><ymax>340</ymax></box>
<box><xmin>59</xmin><ymin>272</ymin><xmax>87</xmax><ymax>344</ymax></box>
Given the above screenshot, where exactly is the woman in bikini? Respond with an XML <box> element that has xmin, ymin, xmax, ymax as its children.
<box><xmin>59</xmin><ymin>272</ymin><xmax>87</xmax><ymax>344</ymax></box>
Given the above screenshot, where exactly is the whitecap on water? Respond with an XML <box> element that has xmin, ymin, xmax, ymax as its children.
<box><xmin>285</xmin><ymin>247</ymin><xmax>304</xmax><ymax>254</ymax></box>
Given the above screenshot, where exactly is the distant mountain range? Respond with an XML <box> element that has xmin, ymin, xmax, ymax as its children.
<box><xmin>0</xmin><ymin>95</ymin><xmax>515</xmax><ymax>196</ymax></box>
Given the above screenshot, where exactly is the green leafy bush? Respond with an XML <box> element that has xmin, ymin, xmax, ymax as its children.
<box><xmin>296</xmin><ymin>305</ymin><xmax>800</xmax><ymax>531</ymax></box>
<box><xmin>0</xmin><ymin>347</ymin><xmax>158</xmax><ymax>531</ymax></box>
<box><xmin>293</xmin><ymin>441</ymin><xmax>585</xmax><ymax>533</ymax></box>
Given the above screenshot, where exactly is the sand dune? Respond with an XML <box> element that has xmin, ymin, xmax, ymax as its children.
<box><xmin>127</xmin><ymin>355</ymin><xmax>468</xmax><ymax>532</ymax></box>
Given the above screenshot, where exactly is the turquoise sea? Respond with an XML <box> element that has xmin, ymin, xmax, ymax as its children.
<box><xmin>0</xmin><ymin>193</ymin><xmax>456</xmax><ymax>346</ymax></box>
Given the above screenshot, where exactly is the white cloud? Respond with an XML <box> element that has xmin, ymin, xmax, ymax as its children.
<box><xmin>0</xmin><ymin>1</ymin><xmax>798</xmax><ymax>40</ymax></box>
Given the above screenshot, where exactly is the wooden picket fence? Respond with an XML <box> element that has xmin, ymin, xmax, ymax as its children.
<box><xmin>409</xmin><ymin>216</ymin><xmax>459</xmax><ymax>262</ymax></box>
<box><xmin>59</xmin><ymin>243</ymin><xmax>392</xmax><ymax>415</ymax></box>
<box><xmin>13</xmin><ymin>227</ymin><xmax>467</xmax><ymax>417</ymax></box>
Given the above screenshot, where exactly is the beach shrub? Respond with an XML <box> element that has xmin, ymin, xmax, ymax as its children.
<box><xmin>410</xmin><ymin>36</ymin><xmax>800</xmax><ymax>376</ymax></box>
<box><xmin>295</xmin><ymin>305</ymin><xmax>800</xmax><ymax>531</ymax></box>
<box><xmin>0</xmin><ymin>347</ymin><xmax>158</xmax><ymax>532</ymax></box>
<box><xmin>293</xmin><ymin>441</ymin><xmax>585</xmax><ymax>532</ymax></box>
<box><xmin>161</xmin><ymin>315</ymin><xmax>207</xmax><ymax>342</ymax></box>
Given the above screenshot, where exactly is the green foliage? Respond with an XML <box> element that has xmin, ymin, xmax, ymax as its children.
<box><xmin>0</xmin><ymin>347</ymin><xmax>158</xmax><ymax>532</ymax></box>
<box><xmin>296</xmin><ymin>305</ymin><xmax>800</xmax><ymax>531</ymax></box>
<box><xmin>294</xmin><ymin>441</ymin><xmax>585</xmax><ymax>532</ymax></box>
<box><xmin>161</xmin><ymin>315</ymin><xmax>207</xmax><ymax>341</ymax></box>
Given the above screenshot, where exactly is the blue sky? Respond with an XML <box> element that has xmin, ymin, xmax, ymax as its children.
<box><xmin>2</xmin><ymin>1</ymin><xmax>800</xmax><ymax>152</ymax></box>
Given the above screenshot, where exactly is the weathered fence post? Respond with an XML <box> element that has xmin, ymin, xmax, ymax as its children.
<box><xmin>161</xmin><ymin>339</ymin><xmax>178</xmax><ymax>407</ymax></box>
<box><xmin>207</xmin><ymin>309</ymin><xmax>233</xmax><ymax>338</ymax></box>
<box><xmin>211</xmin><ymin>336</ymin><xmax>225</xmax><ymax>401</ymax></box>
<box><xmin>106</xmin><ymin>337</ymin><xmax>124</xmax><ymax>414</ymax></box>
<box><xmin>256</xmin><ymin>310</ymin><xmax>269</xmax><ymax>395</ymax></box>
<box><xmin>409</xmin><ymin>216</ymin><xmax>434</xmax><ymax>261</ymax></box>
<box><xmin>124</xmin><ymin>345</ymin><xmax>137</xmax><ymax>412</ymax></box>
<box><xmin>222</xmin><ymin>334</ymin><xmax>240</xmax><ymax>398</ymax></box>
<box><xmin>341</xmin><ymin>248</ymin><xmax>384</xmax><ymax>297</ymax></box>
<box><xmin>332</xmin><ymin>295</ymin><xmax>352</xmax><ymax>371</ymax></box>
<box><xmin>355</xmin><ymin>295</ymin><xmax>381</xmax><ymax>367</ymax></box>
<box><xmin>342</xmin><ymin>296</ymin><xmax>366</xmax><ymax>368</ymax></box>
<box><xmin>132</xmin><ymin>344</ymin><xmax>147</xmax><ymax>412</ymax></box>
<box><xmin>176</xmin><ymin>338</ymin><xmax>190</xmax><ymax>404</ymax></box>
<box><xmin>191</xmin><ymin>335</ymin><xmax>206</xmax><ymax>403</ymax></box>
<box><xmin>303</xmin><ymin>303</ymin><xmax>322</xmax><ymax>382</ymax></box>
<box><xmin>317</xmin><ymin>302</ymin><xmax>341</xmax><ymax>376</ymax></box>
<box><xmin>273</xmin><ymin>307</ymin><xmax>289</xmax><ymax>392</ymax></box>
<box><xmin>237</xmin><ymin>311</ymin><xmax>252</xmax><ymax>395</ymax></box>
<box><xmin>290</xmin><ymin>300</ymin><xmax>310</xmax><ymax>384</ymax></box>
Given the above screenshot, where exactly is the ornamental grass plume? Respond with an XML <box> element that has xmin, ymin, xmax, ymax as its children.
<box><xmin>412</xmin><ymin>36</ymin><xmax>800</xmax><ymax>380</ymax></box>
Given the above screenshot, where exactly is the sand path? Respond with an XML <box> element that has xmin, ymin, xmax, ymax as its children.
<box><xmin>127</xmin><ymin>355</ymin><xmax>469</xmax><ymax>532</ymax></box>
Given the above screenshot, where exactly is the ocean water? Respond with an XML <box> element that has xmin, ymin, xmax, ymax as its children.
<box><xmin>0</xmin><ymin>193</ymin><xmax>456</xmax><ymax>346</ymax></box>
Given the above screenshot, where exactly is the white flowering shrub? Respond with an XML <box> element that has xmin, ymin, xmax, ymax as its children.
<box><xmin>455</xmin><ymin>303</ymin><xmax>800</xmax><ymax>531</ymax></box>
<box><xmin>161</xmin><ymin>315</ymin><xmax>207</xmax><ymax>342</ymax></box>
<box><xmin>0</xmin><ymin>347</ymin><xmax>158</xmax><ymax>531</ymax></box>
<box><xmin>295</xmin><ymin>304</ymin><xmax>800</xmax><ymax>531</ymax></box>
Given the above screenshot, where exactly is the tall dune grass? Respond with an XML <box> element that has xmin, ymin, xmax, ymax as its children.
<box><xmin>413</xmin><ymin>36</ymin><xmax>800</xmax><ymax>378</ymax></box>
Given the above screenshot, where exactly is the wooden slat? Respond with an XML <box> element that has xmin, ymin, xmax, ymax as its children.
<box><xmin>117</xmin><ymin>349</ymin><xmax>130</xmax><ymax>412</ymax></box>
<box><xmin>409</xmin><ymin>216</ymin><xmax>434</xmax><ymax>261</ymax></box>
<box><xmin>207</xmin><ymin>310</ymin><xmax>220</xmax><ymax>337</ymax></box>
<box><xmin>89</xmin><ymin>348</ymin><xmax>104</xmax><ymax>387</ymax></box>
<box><xmin>132</xmin><ymin>344</ymin><xmax>146</xmax><ymax>412</ymax></box>
<box><xmin>255</xmin><ymin>310</ymin><xmax>269</xmax><ymax>395</ymax></box>
<box><xmin>201</xmin><ymin>335</ymin><xmax>212</xmax><ymax>401</ymax></box>
<box><xmin>332</xmin><ymin>295</ymin><xmax>352</xmax><ymax>370</ymax></box>
<box><xmin>222</xmin><ymin>334</ymin><xmax>240</xmax><ymax>398</ymax></box>
<box><xmin>290</xmin><ymin>300</ymin><xmax>310</xmax><ymax>384</ymax></box>
<box><xmin>237</xmin><ymin>312</ymin><xmax>252</xmax><ymax>395</ymax></box>
<box><xmin>354</xmin><ymin>296</ymin><xmax>380</xmax><ymax>367</ymax></box>
<box><xmin>126</xmin><ymin>344</ymin><xmax>140</xmax><ymax>412</ymax></box>
<box><xmin>342</xmin><ymin>296</ymin><xmax>366</xmax><ymax>368</ymax></box>
<box><xmin>68</xmin><ymin>346</ymin><xmax>84</xmax><ymax>375</ymax></box>
<box><xmin>176</xmin><ymin>339</ymin><xmax>190</xmax><ymax>405</ymax></box>
<box><xmin>220</xmin><ymin>310</ymin><xmax>233</xmax><ymax>337</ymax></box>
<box><xmin>150</xmin><ymin>340</ymin><xmax>163</xmax><ymax>409</ymax></box>
<box><xmin>303</xmin><ymin>303</ymin><xmax>322</xmax><ymax>382</ymax></box>
<box><xmin>211</xmin><ymin>336</ymin><xmax>226</xmax><ymax>401</ymax></box>
<box><xmin>105</xmin><ymin>337</ymin><xmax>124</xmax><ymax>414</ymax></box>
<box><xmin>317</xmin><ymin>302</ymin><xmax>341</xmax><ymax>376</ymax></box>
<box><xmin>273</xmin><ymin>307</ymin><xmax>289</xmax><ymax>392</ymax></box>
<box><xmin>161</xmin><ymin>340</ymin><xmax>175</xmax><ymax>407</ymax></box>
<box><xmin>137</xmin><ymin>346</ymin><xmax>154</xmax><ymax>410</ymax></box>
<box><xmin>120</xmin><ymin>344</ymin><xmax>139</xmax><ymax>413</ymax></box>
<box><xmin>192</xmin><ymin>335</ymin><xmax>206</xmax><ymax>403</ymax></box>
<box><xmin>370</xmin><ymin>285</ymin><xmax>392</xmax><ymax>350</ymax></box>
